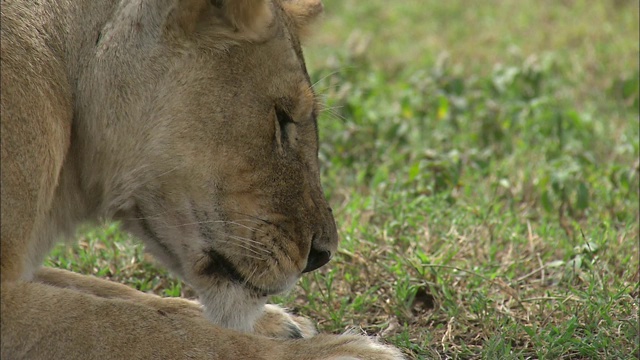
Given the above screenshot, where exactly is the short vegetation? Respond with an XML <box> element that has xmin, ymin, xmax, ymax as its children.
<box><xmin>47</xmin><ymin>0</ymin><xmax>639</xmax><ymax>358</ymax></box>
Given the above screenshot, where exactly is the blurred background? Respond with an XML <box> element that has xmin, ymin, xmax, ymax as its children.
<box><xmin>48</xmin><ymin>1</ymin><xmax>639</xmax><ymax>358</ymax></box>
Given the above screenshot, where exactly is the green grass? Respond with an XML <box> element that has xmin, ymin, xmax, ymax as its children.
<box><xmin>46</xmin><ymin>1</ymin><xmax>639</xmax><ymax>358</ymax></box>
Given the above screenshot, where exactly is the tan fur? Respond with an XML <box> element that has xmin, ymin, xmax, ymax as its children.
<box><xmin>221</xmin><ymin>0</ymin><xmax>275</xmax><ymax>39</ymax></box>
<box><xmin>281</xmin><ymin>0</ymin><xmax>324</xmax><ymax>38</ymax></box>
<box><xmin>0</xmin><ymin>0</ymin><xmax>403</xmax><ymax>358</ymax></box>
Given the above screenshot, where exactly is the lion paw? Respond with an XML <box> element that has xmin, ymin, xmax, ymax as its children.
<box><xmin>253</xmin><ymin>304</ymin><xmax>318</xmax><ymax>339</ymax></box>
<box><xmin>296</xmin><ymin>333</ymin><xmax>405</xmax><ymax>360</ymax></box>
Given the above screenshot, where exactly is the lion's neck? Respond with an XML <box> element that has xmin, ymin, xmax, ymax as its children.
<box><xmin>36</xmin><ymin>1</ymin><xmax>118</xmax><ymax>84</ymax></box>
<box><xmin>25</xmin><ymin>1</ymin><xmax>187</xmax><ymax>278</ymax></box>
<box><xmin>20</xmin><ymin>1</ymin><xmax>122</xmax><ymax>279</ymax></box>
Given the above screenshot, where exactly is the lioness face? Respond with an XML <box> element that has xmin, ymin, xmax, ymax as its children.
<box><xmin>79</xmin><ymin>1</ymin><xmax>336</xmax><ymax>328</ymax></box>
<box><xmin>130</xmin><ymin>35</ymin><xmax>338</xmax><ymax>292</ymax></box>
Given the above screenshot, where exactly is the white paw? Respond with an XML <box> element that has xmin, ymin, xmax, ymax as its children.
<box><xmin>253</xmin><ymin>304</ymin><xmax>318</xmax><ymax>339</ymax></box>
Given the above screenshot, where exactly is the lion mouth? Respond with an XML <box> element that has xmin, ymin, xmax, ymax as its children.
<box><xmin>201</xmin><ymin>249</ymin><xmax>283</xmax><ymax>297</ymax></box>
<box><xmin>192</xmin><ymin>207</ymin><xmax>292</xmax><ymax>297</ymax></box>
<box><xmin>130</xmin><ymin>203</ymin><xmax>289</xmax><ymax>297</ymax></box>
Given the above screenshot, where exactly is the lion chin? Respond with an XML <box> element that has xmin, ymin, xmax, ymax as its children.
<box><xmin>0</xmin><ymin>0</ymin><xmax>404</xmax><ymax>359</ymax></box>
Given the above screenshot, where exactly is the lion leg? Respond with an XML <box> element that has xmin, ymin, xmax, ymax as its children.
<box><xmin>34</xmin><ymin>267</ymin><xmax>193</xmax><ymax>303</ymax></box>
<box><xmin>1</xmin><ymin>280</ymin><xmax>253</xmax><ymax>360</ymax></box>
<box><xmin>1</xmin><ymin>280</ymin><xmax>404</xmax><ymax>360</ymax></box>
<box><xmin>34</xmin><ymin>267</ymin><xmax>317</xmax><ymax>339</ymax></box>
<box><xmin>285</xmin><ymin>334</ymin><xmax>406</xmax><ymax>360</ymax></box>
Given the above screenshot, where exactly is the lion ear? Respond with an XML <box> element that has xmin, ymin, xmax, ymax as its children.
<box><xmin>215</xmin><ymin>0</ymin><xmax>274</xmax><ymax>39</ymax></box>
<box><xmin>281</xmin><ymin>0</ymin><xmax>323</xmax><ymax>36</ymax></box>
<box><xmin>168</xmin><ymin>0</ymin><xmax>274</xmax><ymax>41</ymax></box>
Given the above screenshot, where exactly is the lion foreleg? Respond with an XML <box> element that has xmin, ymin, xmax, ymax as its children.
<box><xmin>34</xmin><ymin>267</ymin><xmax>317</xmax><ymax>339</ymax></box>
<box><xmin>33</xmin><ymin>266</ymin><xmax>204</xmax><ymax>316</ymax></box>
<box><xmin>1</xmin><ymin>280</ymin><xmax>260</xmax><ymax>359</ymax></box>
<box><xmin>1</xmin><ymin>280</ymin><xmax>405</xmax><ymax>360</ymax></box>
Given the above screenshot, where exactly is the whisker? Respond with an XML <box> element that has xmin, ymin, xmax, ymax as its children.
<box><xmin>223</xmin><ymin>220</ymin><xmax>266</xmax><ymax>232</ymax></box>
<box><xmin>319</xmin><ymin>105</ymin><xmax>345</xmax><ymax>112</ymax></box>
<box><xmin>311</xmin><ymin>70</ymin><xmax>342</xmax><ymax>89</ymax></box>
<box><xmin>216</xmin><ymin>237</ymin><xmax>269</xmax><ymax>258</ymax></box>
<box><xmin>254</xmin><ymin>267</ymin><xmax>270</xmax><ymax>283</ymax></box>
<box><xmin>221</xmin><ymin>234</ymin><xmax>272</xmax><ymax>254</ymax></box>
<box><xmin>243</xmin><ymin>265</ymin><xmax>261</xmax><ymax>286</ymax></box>
<box><xmin>157</xmin><ymin>219</ymin><xmax>267</xmax><ymax>235</ymax></box>
<box><xmin>323</xmin><ymin>108</ymin><xmax>348</xmax><ymax>122</ymax></box>
<box><xmin>218</xmin><ymin>244</ymin><xmax>266</xmax><ymax>261</ymax></box>
<box><xmin>226</xmin><ymin>210</ymin><xmax>272</xmax><ymax>225</ymax></box>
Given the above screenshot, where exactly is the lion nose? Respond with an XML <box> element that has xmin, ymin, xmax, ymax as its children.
<box><xmin>302</xmin><ymin>241</ymin><xmax>332</xmax><ymax>273</ymax></box>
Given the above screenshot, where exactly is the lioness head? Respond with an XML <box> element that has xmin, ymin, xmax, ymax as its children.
<box><xmin>75</xmin><ymin>0</ymin><xmax>336</xmax><ymax>329</ymax></box>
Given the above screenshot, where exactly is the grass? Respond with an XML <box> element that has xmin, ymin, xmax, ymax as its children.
<box><xmin>46</xmin><ymin>0</ymin><xmax>639</xmax><ymax>358</ymax></box>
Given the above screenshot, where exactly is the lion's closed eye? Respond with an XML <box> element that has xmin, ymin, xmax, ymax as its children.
<box><xmin>274</xmin><ymin>106</ymin><xmax>296</xmax><ymax>151</ymax></box>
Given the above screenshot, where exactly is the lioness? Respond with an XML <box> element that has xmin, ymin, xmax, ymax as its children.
<box><xmin>0</xmin><ymin>0</ymin><xmax>404</xmax><ymax>359</ymax></box>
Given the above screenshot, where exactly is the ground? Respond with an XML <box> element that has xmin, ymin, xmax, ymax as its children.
<box><xmin>47</xmin><ymin>1</ymin><xmax>639</xmax><ymax>358</ymax></box>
